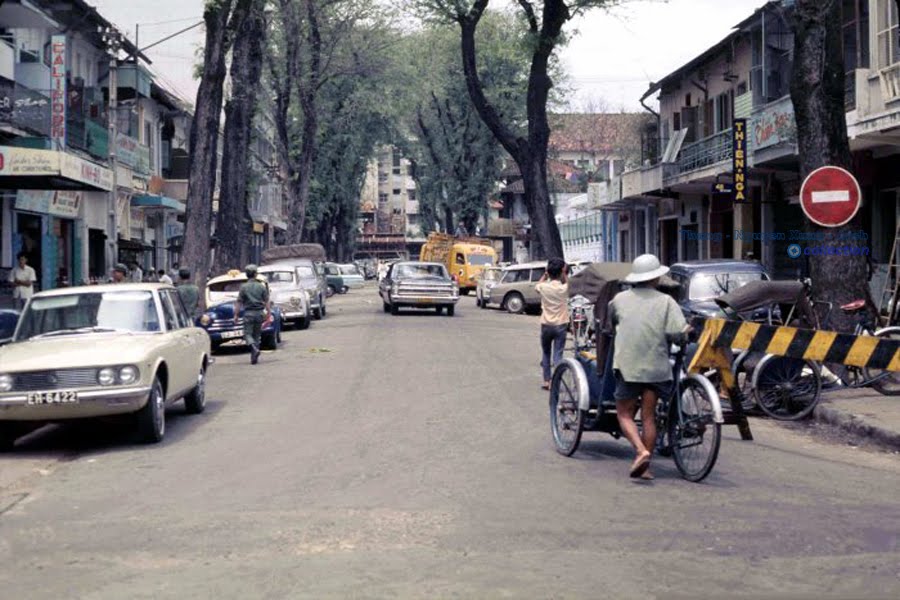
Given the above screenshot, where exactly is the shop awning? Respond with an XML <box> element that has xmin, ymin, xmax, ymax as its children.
<box><xmin>0</xmin><ymin>145</ymin><xmax>112</xmax><ymax>191</ymax></box>
<box><xmin>131</xmin><ymin>193</ymin><xmax>186</xmax><ymax>213</ymax></box>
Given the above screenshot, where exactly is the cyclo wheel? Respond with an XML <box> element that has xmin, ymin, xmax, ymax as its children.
<box><xmin>670</xmin><ymin>377</ymin><xmax>721</xmax><ymax>482</ymax></box>
<box><xmin>864</xmin><ymin>327</ymin><xmax>900</xmax><ymax>396</ymax></box>
<box><xmin>752</xmin><ymin>355</ymin><xmax>822</xmax><ymax>420</ymax></box>
<box><xmin>549</xmin><ymin>358</ymin><xmax>588</xmax><ymax>456</ymax></box>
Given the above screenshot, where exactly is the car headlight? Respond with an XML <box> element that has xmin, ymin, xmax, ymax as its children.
<box><xmin>200</xmin><ymin>313</ymin><xmax>213</xmax><ymax>326</ymax></box>
<box><xmin>0</xmin><ymin>374</ymin><xmax>13</xmax><ymax>393</ymax></box>
<box><xmin>97</xmin><ymin>367</ymin><xmax>116</xmax><ymax>386</ymax></box>
<box><xmin>118</xmin><ymin>365</ymin><xmax>139</xmax><ymax>385</ymax></box>
<box><xmin>391</xmin><ymin>283</ymin><xmax>399</xmax><ymax>294</ymax></box>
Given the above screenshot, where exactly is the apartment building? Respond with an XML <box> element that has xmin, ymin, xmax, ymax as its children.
<box><xmin>357</xmin><ymin>146</ymin><xmax>419</xmax><ymax>260</ymax></box>
<box><xmin>597</xmin><ymin>0</ymin><xmax>900</xmax><ymax>282</ymax></box>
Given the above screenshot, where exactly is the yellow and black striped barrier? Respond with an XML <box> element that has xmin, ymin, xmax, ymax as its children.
<box><xmin>702</xmin><ymin>318</ymin><xmax>900</xmax><ymax>371</ymax></box>
<box><xmin>687</xmin><ymin>318</ymin><xmax>900</xmax><ymax>442</ymax></box>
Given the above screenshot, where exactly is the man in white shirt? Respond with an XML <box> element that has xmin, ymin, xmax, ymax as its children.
<box><xmin>9</xmin><ymin>253</ymin><xmax>37</xmax><ymax>309</ymax></box>
<box><xmin>130</xmin><ymin>262</ymin><xmax>144</xmax><ymax>283</ymax></box>
<box><xmin>157</xmin><ymin>269</ymin><xmax>173</xmax><ymax>285</ymax></box>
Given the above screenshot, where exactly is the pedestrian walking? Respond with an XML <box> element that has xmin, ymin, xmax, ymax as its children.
<box><xmin>609</xmin><ymin>254</ymin><xmax>691</xmax><ymax>480</ymax></box>
<box><xmin>234</xmin><ymin>264</ymin><xmax>270</xmax><ymax>365</ymax></box>
<box><xmin>110</xmin><ymin>263</ymin><xmax>128</xmax><ymax>283</ymax></box>
<box><xmin>157</xmin><ymin>269</ymin><xmax>173</xmax><ymax>285</ymax></box>
<box><xmin>8</xmin><ymin>253</ymin><xmax>37</xmax><ymax>310</ymax></box>
<box><xmin>535</xmin><ymin>257</ymin><xmax>569</xmax><ymax>390</ymax></box>
<box><xmin>176</xmin><ymin>268</ymin><xmax>201</xmax><ymax>322</ymax></box>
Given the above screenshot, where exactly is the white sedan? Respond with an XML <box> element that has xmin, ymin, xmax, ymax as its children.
<box><xmin>0</xmin><ymin>283</ymin><xmax>211</xmax><ymax>450</ymax></box>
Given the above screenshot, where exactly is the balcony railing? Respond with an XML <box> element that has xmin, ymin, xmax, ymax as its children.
<box><xmin>0</xmin><ymin>78</ymin><xmax>49</xmax><ymax>136</ymax></box>
<box><xmin>677</xmin><ymin>128</ymin><xmax>732</xmax><ymax>174</ymax></box>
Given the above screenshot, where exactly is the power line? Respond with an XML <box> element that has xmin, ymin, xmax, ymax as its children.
<box><xmin>136</xmin><ymin>16</ymin><xmax>204</xmax><ymax>27</ymax></box>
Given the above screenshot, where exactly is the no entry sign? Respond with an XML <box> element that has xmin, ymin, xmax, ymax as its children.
<box><xmin>800</xmin><ymin>166</ymin><xmax>861</xmax><ymax>228</ymax></box>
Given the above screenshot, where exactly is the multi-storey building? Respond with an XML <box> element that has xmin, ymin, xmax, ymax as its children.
<box><xmin>598</xmin><ymin>0</ymin><xmax>900</xmax><ymax>286</ymax></box>
<box><xmin>357</xmin><ymin>146</ymin><xmax>419</xmax><ymax>260</ymax></box>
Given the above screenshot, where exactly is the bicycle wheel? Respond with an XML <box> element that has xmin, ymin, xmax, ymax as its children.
<box><xmin>752</xmin><ymin>355</ymin><xmax>822</xmax><ymax>420</ymax></box>
<box><xmin>669</xmin><ymin>377</ymin><xmax>721</xmax><ymax>482</ymax></box>
<box><xmin>549</xmin><ymin>359</ymin><xmax>587</xmax><ymax>456</ymax></box>
<box><xmin>864</xmin><ymin>327</ymin><xmax>900</xmax><ymax>396</ymax></box>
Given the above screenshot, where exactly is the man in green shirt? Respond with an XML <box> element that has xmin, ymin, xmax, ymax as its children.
<box><xmin>235</xmin><ymin>264</ymin><xmax>270</xmax><ymax>365</ymax></box>
<box><xmin>609</xmin><ymin>254</ymin><xmax>690</xmax><ymax>480</ymax></box>
<box><xmin>176</xmin><ymin>268</ymin><xmax>201</xmax><ymax>322</ymax></box>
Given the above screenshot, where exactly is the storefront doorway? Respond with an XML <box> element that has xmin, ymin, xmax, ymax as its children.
<box><xmin>660</xmin><ymin>218</ymin><xmax>678</xmax><ymax>265</ymax></box>
<box><xmin>14</xmin><ymin>212</ymin><xmax>42</xmax><ymax>291</ymax></box>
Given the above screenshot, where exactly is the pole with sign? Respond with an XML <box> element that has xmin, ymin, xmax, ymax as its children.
<box><xmin>50</xmin><ymin>35</ymin><xmax>66</xmax><ymax>150</ymax></box>
<box><xmin>732</xmin><ymin>118</ymin><xmax>747</xmax><ymax>202</ymax></box>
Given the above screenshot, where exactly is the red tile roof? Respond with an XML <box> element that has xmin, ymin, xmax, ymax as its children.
<box><xmin>548</xmin><ymin>113</ymin><xmax>650</xmax><ymax>156</ymax></box>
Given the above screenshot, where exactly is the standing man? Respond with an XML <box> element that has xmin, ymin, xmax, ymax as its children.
<box><xmin>111</xmin><ymin>263</ymin><xmax>128</xmax><ymax>283</ymax></box>
<box><xmin>157</xmin><ymin>269</ymin><xmax>173</xmax><ymax>285</ymax></box>
<box><xmin>609</xmin><ymin>254</ymin><xmax>690</xmax><ymax>480</ymax></box>
<box><xmin>535</xmin><ymin>257</ymin><xmax>569</xmax><ymax>390</ymax></box>
<box><xmin>130</xmin><ymin>261</ymin><xmax>143</xmax><ymax>283</ymax></box>
<box><xmin>8</xmin><ymin>253</ymin><xmax>37</xmax><ymax>309</ymax></box>
<box><xmin>176</xmin><ymin>268</ymin><xmax>201</xmax><ymax>322</ymax></box>
<box><xmin>234</xmin><ymin>264</ymin><xmax>270</xmax><ymax>365</ymax></box>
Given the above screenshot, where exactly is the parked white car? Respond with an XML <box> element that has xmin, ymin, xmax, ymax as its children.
<box><xmin>0</xmin><ymin>283</ymin><xmax>211</xmax><ymax>450</ymax></box>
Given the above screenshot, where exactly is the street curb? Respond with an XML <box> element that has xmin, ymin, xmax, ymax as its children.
<box><xmin>812</xmin><ymin>402</ymin><xmax>900</xmax><ymax>452</ymax></box>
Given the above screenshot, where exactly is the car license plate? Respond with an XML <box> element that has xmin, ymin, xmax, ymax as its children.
<box><xmin>221</xmin><ymin>330</ymin><xmax>243</xmax><ymax>340</ymax></box>
<box><xmin>417</xmin><ymin>298</ymin><xmax>432</xmax><ymax>303</ymax></box>
<box><xmin>27</xmin><ymin>391</ymin><xmax>79</xmax><ymax>405</ymax></box>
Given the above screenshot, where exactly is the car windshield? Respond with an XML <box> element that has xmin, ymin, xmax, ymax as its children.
<box><xmin>296</xmin><ymin>265</ymin><xmax>315</xmax><ymax>278</ymax></box>
<box><xmin>262</xmin><ymin>271</ymin><xmax>294</xmax><ymax>286</ymax></box>
<box><xmin>339</xmin><ymin>265</ymin><xmax>360</xmax><ymax>275</ymax></box>
<box><xmin>467</xmin><ymin>254</ymin><xmax>494</xmax><ymax>266</ymax></box>
<box><xmin>482</xmin><ymin>269</ymin><xmax>502</xmax><ymax>282</ymax></box>
<box><xmin>394</xmin><ymin>264</ymin><xmax>447</xmax><ymax>279</ymax></box>
<box><xmin>15</xmin><ymin>291</ymin><xmax>160</xmax><ymax>340</ymax></box>
<box><xmin>689</xmin><ymin>271</ymin><xmax>766</xmax><ymax>301</ymax></box>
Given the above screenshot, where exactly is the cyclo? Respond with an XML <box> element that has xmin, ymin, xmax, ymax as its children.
<box><xmin>549</xmin><ymin>263</ymin><xmax>724</xmax><ymax>482</ymax></box>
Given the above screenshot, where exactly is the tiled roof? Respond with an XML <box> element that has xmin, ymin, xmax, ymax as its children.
<box><xmin>548</xmin><ymin>113</ymin><xmax>650</xmax><ymax>156</ymax></box>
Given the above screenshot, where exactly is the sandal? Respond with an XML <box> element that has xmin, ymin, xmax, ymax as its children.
<box><xmin>629</xmin><ymin>452</ymin><xmax>651</xmax><ymax>478</ymax></box>
<box><xmin>541</xmin><ymin>381</ymin><xmax>551</xmax><ymax>390</ymax></box>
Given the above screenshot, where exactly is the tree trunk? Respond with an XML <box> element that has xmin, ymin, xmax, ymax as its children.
<box><xmin>790</xmin><ymin>0</ymin><xmax>870</xmax><ymax>331</ymax></box>
<box><xmin>457</xmin><ymin>1</ymin><xmax>565</xmax><ymax>260</ymax></box>
<box><xmin>182</xmin><ymin>0</ymin><xmax>233</xmax><ymax>296</ymax></box>
<box><xmin>214</xmin><ymin>0</ymin><xmax>266</xmax><ymax>272</ymax></box>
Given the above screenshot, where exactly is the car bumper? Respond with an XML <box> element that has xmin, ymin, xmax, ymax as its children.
<box><xmin>391</xmin><ymin>295</ymin><xmax>459</xmax><ymax>306</ymax></box>
<box><xmin>281</xmin><ymin>310</ymin><xmax>308</xmax><ymax>320</ymax></box>
<box><xmin>0</xmin><ymin>386</ymin><xmax>152</xmax><ymax>421</ymax></box>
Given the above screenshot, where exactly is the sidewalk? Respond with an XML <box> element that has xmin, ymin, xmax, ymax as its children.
<box><xmin>814</xmin><ymin>387</ymin><xmax>900</xmax><ymax>451</ymax></box>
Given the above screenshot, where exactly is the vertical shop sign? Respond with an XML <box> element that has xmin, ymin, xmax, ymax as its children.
<box><xmin>50</xmin><ymin>35</ymin><xmax>67</xmax><ymax>149</ymax></box>
<box><xmin>732</xmin><ymin>118</ymin><xmax>747</xmax><ymax>202</ymax></box>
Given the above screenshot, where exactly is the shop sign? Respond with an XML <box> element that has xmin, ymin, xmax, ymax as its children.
<box><xmin>117</xmin><ymin>191</ymin><xmax>132</xmax><ymax>234</ymax></box>
<box><xmin>165</xmin><ymin>221</ymin><xmax>184</xmax><ymax>239</ymax></box>
<box><xmin>60</xmin><ymin>153</ymin><xmax>113</xmax><ymax>191</ymax></box>
<box><xmin>0</xmin><ymin>77</ymin><xmax>51</xmax><ymax>136</ymax></box>
<box><xmin>732</xmin><ymin>118</ymin><xmax>748</xmax><ymax>202</ymax></box>
<box><xmin>50</xmin><ymin>35</ymin><xmax>67</xmax><ymax>149</ymax></box>
<box><xmin>15</xmin><ymin>189</ymin><xmax>54</xmax><ymax>213</ymax></box>
<box><xmin>130</xmin><ymin>207</ymin><xmax>145</xmax><ymax>230</ymax></box>
<box><xmin>51</xmin><ymin>190</ymin><xmax>82</xmax><ymax>219</ymax></box>
<box><xmin>252</xmin><ymin>222</ymin><xmax>265</xmax><ymax>234</ymax></box>
<box><xmin>751</xmin><ymin>96</ymin><xmax>796</xmax><ymax>151</ymax></box>
<box><xmin>116</xmin><ymin>133</ymin><xmax>151</xmax><ymax>174</ymax></box>
<box><xmin>0</xmin><ymin>146</ymin><xmax>58</xmax><ymax>176</ymax></box>
<box><xmin>131</xmin><ymin>176</ymin><xmax>148</xmax><ymax>192</ymax></box>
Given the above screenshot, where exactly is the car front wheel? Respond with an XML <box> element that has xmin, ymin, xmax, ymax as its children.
<box><xmin>504</xmin><ymin>293</ymin><xmax>525</xmax><ymax>314</ymax></box>
<box><xmin>0</xmin><ymin>422</ymin><xmax>19</xmax><ymax>452</ymax></box>
<box><xmin>136</xmin><ymin>377</ymin><xmax>165</xmax><ymax>444</ymax></box>
<box><xmin>447</xmin><ymin>305</ymin><xmax>455</xmax><ymax>317</ymax></box>
<box><xmin>296</xmin><ymin>316</ymin><xmax>311</xmax><ymax>330</ymax></box>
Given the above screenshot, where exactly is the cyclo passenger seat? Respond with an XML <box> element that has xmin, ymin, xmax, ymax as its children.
<box><xmin>840</xmin><ymin>299</ymin><xmax>866</xmax><ymax>313</ymax></box>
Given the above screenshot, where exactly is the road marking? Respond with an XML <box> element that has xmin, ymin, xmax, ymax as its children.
<box><xmin>811</xmin><ymin>190</ymin><xmax>850</xmax><ymax>203</ymax></box>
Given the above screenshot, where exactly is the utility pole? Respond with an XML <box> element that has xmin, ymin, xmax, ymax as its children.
<box><xmin>99</xmin><ymin>26</ymin><xmax>123</xmax><ymax>276</ymax></box>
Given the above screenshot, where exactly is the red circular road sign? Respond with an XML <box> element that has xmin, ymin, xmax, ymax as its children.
<box><xmin>799</xmin><ymin>166</ymin><xmax>861</xmax><ymax>228</ymax></box>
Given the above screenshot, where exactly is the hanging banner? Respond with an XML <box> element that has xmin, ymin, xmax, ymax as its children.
<box><xmin>732</xmin><ymin>118</ymin><xmax>748</xmax><ymax>202</ymax></box>
<box><xmin>116</xmin><ymin>191</ymin><xmax>132</xmax><ymax>235</ymax></box>
<box><xmin>51</xmin><ymin>190</ymin><xmax>82</xmax><ymax>218</ymax></box>
<box><xmin>50</xmin><ymin>35</ymin><xmax>67</xmax><ymax>149</ymax></box>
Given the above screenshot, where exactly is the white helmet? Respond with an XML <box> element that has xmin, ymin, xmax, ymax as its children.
<box><xmin>625</xmin><ymin>254</ymin><xmax>669</xmax><ymax>283</ymax></box>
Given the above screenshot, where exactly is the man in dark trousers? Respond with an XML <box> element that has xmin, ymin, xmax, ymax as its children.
<box><xmin>234</xmin><ymin>264</ymin><xmax>270</xmax><ymax>365</ymax></box>
<box><xmin>176</xmin><ymin>268</ymin><xmax>201</xmax><ymax>322</ymax></box>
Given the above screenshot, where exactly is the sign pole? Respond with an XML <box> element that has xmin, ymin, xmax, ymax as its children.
<box><xmin>100</xmin><ymin>27</ymin><xmax>122</xmax><ymax>276</ymax></box>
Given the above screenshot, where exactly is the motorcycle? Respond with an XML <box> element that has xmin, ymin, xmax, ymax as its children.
<box><xmin>568</xmin><ymin>295</ymin><xmax>594</xmax><ymax>351</ymax></box>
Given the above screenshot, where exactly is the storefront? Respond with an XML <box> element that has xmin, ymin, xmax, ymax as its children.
<box><xmin>0</xmin><ymin>145</ymin><xmax>112</xmax><ymax>291</ymax></box>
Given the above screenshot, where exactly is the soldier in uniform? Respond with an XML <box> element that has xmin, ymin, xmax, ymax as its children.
<box><xmin>234</xmin><ymin>264</ymin><xmax>270</xmax><ymax>365</ymax></box>
<box><xmin>176</xmin><ymin>268</ymin><xmax>201</xmax><ymax>322</ymax></box>
<box><xmin>111</xmin><ymin>263</ymin><xmax>128</xmax><ymax>283</ymax></box>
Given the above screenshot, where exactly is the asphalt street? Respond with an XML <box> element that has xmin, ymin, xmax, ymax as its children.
<box><xmin>1</xmin><ymin>285</ymin><xmax>899</xmax><ymax>599</ymax></box>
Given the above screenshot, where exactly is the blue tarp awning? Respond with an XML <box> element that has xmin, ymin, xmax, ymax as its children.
<box><xmin>131</xmin><ymin>194</ymin><xmax>186</xmax><ymax>213</ymax></box>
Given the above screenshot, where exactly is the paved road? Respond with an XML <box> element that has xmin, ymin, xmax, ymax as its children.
<box><xmin>1</xmin><ymin>286</ymin><xmax>899</xmax><ymax>598</ymax></box>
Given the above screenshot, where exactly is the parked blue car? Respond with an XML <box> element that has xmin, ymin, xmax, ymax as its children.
<box><xmin>199</xmin><ymin>271</ymin><xmax>283</xmax><ymax>352</ymax></box>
